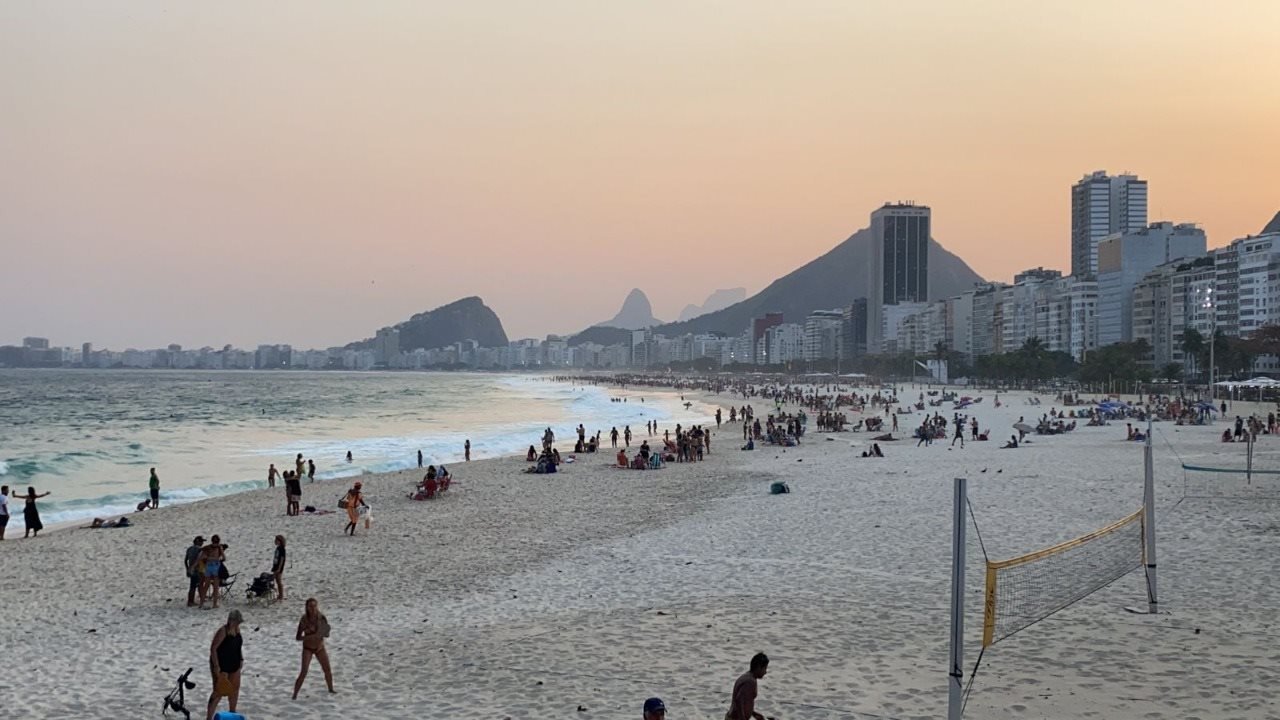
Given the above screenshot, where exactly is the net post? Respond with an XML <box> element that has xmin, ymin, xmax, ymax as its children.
<box><xmin>1247</xmin><ymin>431</ymin><xmax>1253</xmax><ymax>484</ymax></box>
<box><xmin>947</xmin><ymin>477</ymin><xmax>967</xmax><ymax>720</ymax></box>
<box><xmin>1143</xmin><ymin>418</ymin><xmax>1158</xmax><ymax>614</ymax></box>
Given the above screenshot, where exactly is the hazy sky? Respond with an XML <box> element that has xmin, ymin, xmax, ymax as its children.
<box><xmin>3</xmin><ymin>1</ymin><xmax>1278</xmax><ymax>349</ymax></box>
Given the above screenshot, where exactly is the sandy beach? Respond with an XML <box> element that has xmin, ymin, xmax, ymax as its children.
<box><xmin>2</xmin><ymin>386</ymin><xmax>1277</xmax><ymax>719</ymax></box>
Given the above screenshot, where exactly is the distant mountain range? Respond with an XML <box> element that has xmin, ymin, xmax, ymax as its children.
<box><xmin>679</xmin><ymin>288</ymin><xmax>747</xmax><ymax>322</ymax></box>
<box><xmin>348</xmin><ymin>296</ymin><xmax>508</xmax><ymax>351</ymax></box>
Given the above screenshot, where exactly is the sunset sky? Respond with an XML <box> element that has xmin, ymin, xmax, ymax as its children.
<box><xmin>3</xmin><ymin>1</ymin><xmax>1278</xmax><ymax>348</ymax></box>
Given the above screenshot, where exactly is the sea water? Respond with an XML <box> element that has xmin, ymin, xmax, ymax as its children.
<box><xmin>0</xmin><ymin>369</ymin><xmax>714</xmax><ymax>529</ymax></box>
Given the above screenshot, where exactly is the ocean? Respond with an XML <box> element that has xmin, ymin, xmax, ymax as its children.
<box><xmin>0</xmin><ymin>369</ymin><xmax>713</xmax><ymax>529</ymax></box>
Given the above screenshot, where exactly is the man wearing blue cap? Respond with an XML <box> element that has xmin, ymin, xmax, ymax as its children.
<box><xmin>643</xmin><ymin>697</ymin><xmax>666</xmax><ymax>719</ymax></box>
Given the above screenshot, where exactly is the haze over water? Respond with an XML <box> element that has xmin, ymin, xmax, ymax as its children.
<box><xmin>0</xmin><ymin>370</ymin><xmax>714</xmax><ymax>528</ymax></box>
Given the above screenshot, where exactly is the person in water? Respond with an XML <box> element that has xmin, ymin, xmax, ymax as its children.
<box><xmin>268</xmin><ymin>463</ymin><xmax>279</xmax><ymax>489</ymax></box>
<box><xmin>207</xmin><ymin>609</ymin><xmax>244</xmax><ymax>720</ymax></box>
<box><xmin>293</xmin><ymin>597</ymin><xmax>336</xmax><ymax>699</ymax></box>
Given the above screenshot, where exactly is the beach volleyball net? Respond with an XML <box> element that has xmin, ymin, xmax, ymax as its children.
<box><xmin>981</xmin><ymin>508</ymin><xmax>1145</xmax><ymax>647</ymax></box>
<box><xmin>1164</xmin><ymin>432</ymin><xmax>1280</xmax><ymax>500</ymax></box>
<box><xmin>947</xmin><ymin>473</ymin><xmax>1157</xmax><ymax>719</ymax></box>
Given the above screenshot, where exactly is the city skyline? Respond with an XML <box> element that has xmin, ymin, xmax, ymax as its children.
<box><xmin>3</xmin><ymin>2</ymin><xmax>1279</xmax><ymax>348</ymax></box>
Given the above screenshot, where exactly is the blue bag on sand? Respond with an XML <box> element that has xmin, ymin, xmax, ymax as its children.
<box><xmin>213</xmin><ymin>712</ymin><xmax>246</xmax><ymax>720</ymax></box>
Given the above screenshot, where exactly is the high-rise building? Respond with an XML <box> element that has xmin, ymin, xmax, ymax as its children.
<box><xmin>373</xmin><ymin>327</ymin><xmax>400</xmax><ymax>366</ymax></box>
<box><xmin>1071</xmin><ymin>171</ymin><xmax>1148</xmax><ymax>277</ymax></box>
<box><xmin>842</xmin><ymin>299</ymin><xmax>869</xmax><ymax>359</ymax></box>
<box><xmin>22</xmin><ymin>337</ymin><xmax>49</xmax><ymax>349</ymax></box>
<box><xmin>867</xmin><ymin>203</ymin><xmax>931</xmax><ymax>352</ymax></box>
<box><xmin>803</xmin><ymin>310</ymin><xmax>844</xmax><ymax>361</ymax></box>
<box><xmin>751</xmin><ymin>313</ymin><xmax>783</xmax><ymax>364</ymax></box>
<box><xmin>1095</xmin><ymin>222</ymin><xmax>1206</xmax><ymax>346</ymax></box>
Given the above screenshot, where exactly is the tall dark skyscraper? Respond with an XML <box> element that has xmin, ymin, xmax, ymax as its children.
<box><xmin>866</xmin><ymin>203</ymin><xmax>931</xmax><ymax>352</ymax></box>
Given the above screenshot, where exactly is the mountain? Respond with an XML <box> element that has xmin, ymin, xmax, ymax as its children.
<box><xmin>349</xmin><ymin>296</ymin><xmax>508</xmax><ymax>351</ymax></box>
<box><xmin>602</xmin><ymin>288</ymin><xmax>663</xmax><ymax>329</ymax></box>
<box><xmin>678</xmin><ymin>288</ymin><xmax>748</xmax><ymax>322</ymax></box>
<box><xmin>1263</xmin><ymin>211</ymin><xmax>1280</xmax><ymax>235</ymax></box>
<box><xmin>645</xmin><ymin>227</ymin><xmax>984</xmax><ymax>338</ymax></box>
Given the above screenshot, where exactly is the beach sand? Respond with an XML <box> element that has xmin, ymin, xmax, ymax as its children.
<box><xmin>1</xmin><ymin>388</ymin><xmax>1277</xmax><ymax>719</ymax></box>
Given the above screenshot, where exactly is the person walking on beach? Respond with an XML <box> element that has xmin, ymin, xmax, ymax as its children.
<box><xmin>292</xmin><ymin>597</ymin><xmax>335</xmax><ymax>699</ymax></box>
<box><xmin>149</xmin><ymin>468</ymin><xmax>161</xmax><ymax>508</ymax></box>
<box><xmin>342</xmin><ymin>482</ymin><xmax>366</xmax><ymax>536</ymax></box>
<box><xmin>417</xmin><ymin>450</ymin><xmax>423</xmax><ymax>469</ymax></box>
<box><xmin>307</xmin><ymin>458</ymin><xmax>316</xmax><ymax>483</ymax></box>
<box><xmin>611</xmin><ymin>427</ymin><xmax>619</xmax><ymax>448</ymax></box>
<box><xmin>207</xmin><ymin>609</ymin><xmax>244</xmax><ymax>720</ymax></box>
<box><xmin>268</xmin><ymin>463</ymin><xmax>279</xmax><ymax>489</ymax></box>
<box><xmin>624</xmin><ymin>425</ymin><xmax>632</xmax><ymax>447</ymax></box>
<box><xmin>726</xmin><ymin>652</ymin><xmax>769</xmax><ymax>720</ymax></box>
<box><xmin>185</xmin><ymin>535</ymin><xmax>206</xmax><ymax>606</ymax></box>
<box><xmin>272</xmin><ymin>535</ymin><xmax>287</xmax><ymax>603</ymax></box>
<box><xmin>465</xmin><ymin>439</ymin><xmax>471</xmax><ymax>462</ymax></box>
<box><xmin>952</xmin><ymin>420</ymin><xmax>965</xmax><ymax>448</ymax></box>
<box><xmin>0</xmin><ymin>485</ymin><xmax>9</xmax><ymax>541</ymax></box>
<box><xmin>14</xmin><ymin>486</ymin><xmax>50</xmax><ymax>538</ymax></box>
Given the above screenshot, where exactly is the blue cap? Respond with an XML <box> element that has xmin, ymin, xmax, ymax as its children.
<box><xmin>643</xmin><ymin>697</ymin><xmax>666</xmax><ymax>713</ymax></box>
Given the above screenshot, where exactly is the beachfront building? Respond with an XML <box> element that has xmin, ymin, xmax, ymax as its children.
<box><xmin>803</xmin><ymin>310</ymin><xmax>844</xmax><ymax>361</ymax></box>
<box><xmin>842</xmin><ymin>299</ymin><xmax>869</xmax><ymax>359</ymax></box>
<box><xmin>867</xmin><ymin>203</ymin><xmax>930</xmax><ymax>353</ymax></box>
<box><xmin>1095</xmin><ymin>222</ymin><xmax>1206</xmax><ymax>347</ymax></box>
<box><xmin>1071</xmin><ymin>170</ymin><xmax>1148</xmax><ymax>277</ymax></box>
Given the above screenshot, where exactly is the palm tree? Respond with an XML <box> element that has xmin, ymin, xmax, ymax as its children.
<box><xmin>1181</xmin><ymin>328</ymin><xmax>1203</xmax><ymax>381</ymax></box>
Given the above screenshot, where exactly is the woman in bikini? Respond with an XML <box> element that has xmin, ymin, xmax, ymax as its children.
<box><xmin>343</xmin><ymin>483</ymin><xmax>365</xmax><ymax>536</ymax></box>
<box><xmin>198</xmin><ymin>534</ymin><xmax>226</xmax><ymax>609</ymax></box>
<box><xmin>292</xmin><ymin>597</ymin><xmax>336</xmax><ymax>699</ymax></box>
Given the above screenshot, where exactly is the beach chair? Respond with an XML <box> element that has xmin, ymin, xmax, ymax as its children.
<box><xmin>245</xmin><ymin>572</ymin><xmax>276</xmax><ymax>605</ymax></box>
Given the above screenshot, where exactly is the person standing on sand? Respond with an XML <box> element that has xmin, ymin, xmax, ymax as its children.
<box><xmin>285</xmin><ymin>471</ymin><xmax>302</xmax><ymax>516</ymax></box>
<box><xmin>0</xmin><ymin>485</ymin><xmax>9</xmax><ymax>541</ymax></box>
<box><xmin>465</xmin><ymin>439</ymin><xmax>471</xmax><ymax>461</ymax></box>
<box><xmin>624</xmin><ymin>425</ymin><xmax>632</xmax><ymax>447</ymax></box>
<box><xmin>198</xmin><ymin>535</ymin><xmax>226</xmax><ymax>609</ymax></box>
<box><xmin>207</xmin><ymin>609</ymin><xmax>244</xmax><ymax>720</ymax></box>
<box><xmin>307</xmin><ymin>458</ymin><xmax>316</xmax><ymax>482</ymax></box>
<box><xmin>952</xmin><ymin>420</ymin><xmax>965</xmax><ymax>448</ymax></box>
<box><xmin>295</xmin><ymin>453</ymin><xmax>305</xmax><ymax>481</ymax></box>
<box><xmin>268</xmin><ymin>463</ymin><xmax>279</xmax><ymax>489</ymax></box>
<box><xmin>185</xmin><ymin>535</ymin><xmax>206</xmax><ymax>606</ymax></box>
<box><xmin>149</xmin><ymin>468</ymin><xmax>161</xmax><ymax>508</ymax></box>
<box><xmin>15</xmin><ymin>486</ymin><xmax>50</xmax><ymax>538</ymax></box>
<box><xmin>726</xmin><ymin>653</ymin><xmax>769</xmax><ymax>720</ymax></box>
<box><xmin>611</xmin><ymin>427</ymin><xmax>619</xmax><ymax>448</ymax></box>
<box><xmin>417</xmin><ymin>450</ymin><xmax>423</xmax><ymax>469</ymax></box>
<box><xmin>272</xmin><ymin>535</ymin><xmax>287</xmax><ymax>602</ymax></box>
<box><xmin>343</xmin><ymin>482</ymin><xmax>366</xmax><ymax>536</ymax></box>
<box><xmin>293</xmin><ymin>597</ymin><xmax>335</xmax><ymax>699</ymax></box>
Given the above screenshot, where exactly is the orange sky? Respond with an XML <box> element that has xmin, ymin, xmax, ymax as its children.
<box><xmin>2</xmin><ymin>1</ymin><xmax>1278</xmax><ymax>348</ymax></box>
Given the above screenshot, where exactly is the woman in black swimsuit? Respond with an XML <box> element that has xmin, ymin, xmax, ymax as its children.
<box><xmin>16</xmin><ymin>486</ymin><xmax>51</xmax><ymax>538</ymax></box>
<box><xmin>208</xmin><ymin>609</ymin><xmax>244</xmax><ymax>720</ymax></box>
